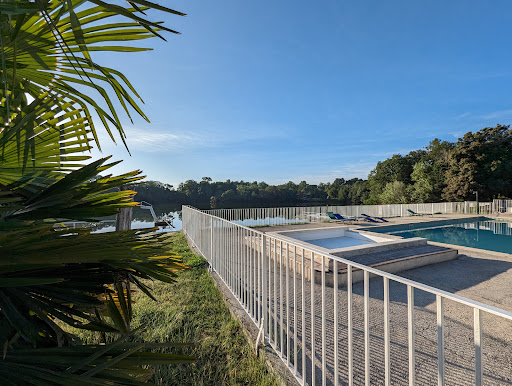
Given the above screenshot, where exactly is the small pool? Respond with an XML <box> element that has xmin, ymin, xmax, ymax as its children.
<box><xmin>267</xmin><ymin>226</ymin><xmax>422</xmax><ymax>258</ymax></box>
<box><xmin>369</xmin><ymin>217</ymin><xmax>512</xmax><ymax>254</ymax></box>
<box><xmin>270</xmin><ymin>227</ymin><xmax>391</xmax><ymax>249</ymax></box>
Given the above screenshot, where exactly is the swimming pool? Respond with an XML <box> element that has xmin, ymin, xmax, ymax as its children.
<box><xmin>369</xmin><ymin>217</ymin><xmax>512</xmax><ymax>254</ymax></box>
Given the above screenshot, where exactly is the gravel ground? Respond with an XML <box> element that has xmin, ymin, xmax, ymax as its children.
<box><xmin>239</xmin><ymin>246</ymin><xmax>512</xmax><ymax>385</ymax></box>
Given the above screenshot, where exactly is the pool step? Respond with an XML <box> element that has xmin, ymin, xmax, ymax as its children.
<box><xmin>322</xmin><ymin>244</ymin><xmax>458</xmax><ymax>286</ymax></box>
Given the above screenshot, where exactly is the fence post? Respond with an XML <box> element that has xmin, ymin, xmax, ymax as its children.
<box><xmin>262</xmin><ymin>234</ymin><xmax>268</xmax><ymax>338</ymax></box>
<box><xmin>115</xmin><ymin>186</ymin><xmax>133</xmax><ymax>231</ymax></box>
<box><xmin>210</xmin><ymin>217</ymin><xmax>214</xmax><ymax>267</ymax></box>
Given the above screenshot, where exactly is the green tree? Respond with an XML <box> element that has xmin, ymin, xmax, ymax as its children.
<box><xmin>410</xmin><ymin>139</ymin><xmax>454</xmax><ymax>202</ymax></box>
<box><xmin>368</xmin><ymin>152</ymin><xmax>424</xmax><ymax>196</ymax></box>
<box><xmin>410</xmin><ymin>162</ymin><xmax>436</xmax><ymax>202</ymax></box>
<box><xmin>379</xmin><ymin>180</ymin><xmax>410</xmax><ymax>204</ymax></box>
<box><xmin>443</xmin><ymin>125</ymin><xmax>512</xmax><ymax>201</ymax></box>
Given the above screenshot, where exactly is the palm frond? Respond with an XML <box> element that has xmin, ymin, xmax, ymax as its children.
<box><xmin>0</xmin><ymin>0</ymin><xmax>185</xmax><ymax>151</ymax></box>
<box><xmin>2</xmin><ymin>342</ymin><xmax>195</xmax><ymax>385</ymax></box>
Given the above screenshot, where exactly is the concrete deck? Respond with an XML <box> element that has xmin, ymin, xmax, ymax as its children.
<box><xmin>260</xmin><ymin>247</ymin><xmax>512</xmax><ymax>385</ymax></box>
<box><xmin>251</xmin><ymin>214</ymin><xmax>512</xmax><ymax>385</ymax></box>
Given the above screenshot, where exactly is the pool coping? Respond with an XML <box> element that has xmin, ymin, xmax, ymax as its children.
<box><xmin>428</xmin><ymin>240</ymin><xmax>512</xmax><ymax>258</ymax></box>
<box><xmin>266</xmin><ymin>225</ymin><xmax>426</xmax><ymax>258</ymax></box>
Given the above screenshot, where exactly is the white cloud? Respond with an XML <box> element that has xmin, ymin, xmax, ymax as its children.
<box><xmin>455</xmin><ymin>112</ymin><xmax>471</xmax><ymax>120</ymax></box>
<box><xmin>449</xmin><ymin>130</ymin><xmax>465</xmax><ymax>139</ymax></box>
<box><xmin>480</xmin><ymin>109</ymin><xmax>512</xmax><ymax>120</ymax></box>
<box><xmin>272</xmin><ymin>162</ymin><xmax>376</xmax><ymax>184</ymax></box>
<box><xmin>125</xmin><ymin>128</ymin><xmax>206</xmax><ymax>152</ymax></box>
<box><xmin>116</xmin><ymin>125</ymin><xmax>289</xmax><ymax>153</ymax></box>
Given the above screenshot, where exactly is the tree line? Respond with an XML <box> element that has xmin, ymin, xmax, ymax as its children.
<box><xmin>131</xmin><ymin>124</ymin><xmax>512</xmax><ymax>208</ymax></box>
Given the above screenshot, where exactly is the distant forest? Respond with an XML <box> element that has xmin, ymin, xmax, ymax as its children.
<box><xmin>129</xmin><ymin>125</ymin><xmax>512</xmax><ymax>209</ymax></box>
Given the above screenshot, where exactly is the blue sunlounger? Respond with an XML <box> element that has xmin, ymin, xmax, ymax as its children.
<box><xmin>361</xmin><ymin>213</ymin><xmax>389</xmax><ymax>223</ymax></box>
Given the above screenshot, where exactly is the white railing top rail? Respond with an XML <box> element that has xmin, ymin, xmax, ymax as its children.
<box><xmin>183</xmin><ymin>205</ymin><xmax>512</xmax><ymax>321</ymax></box>
<box><xmin>203</xmin><ymin>201</ymin><xmax>491</xmax><ymax>211</ymax></box>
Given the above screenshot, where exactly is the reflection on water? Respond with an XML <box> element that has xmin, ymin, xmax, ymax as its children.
<box><xmin>63</xmin><ymin>207</ymin><xmax>183</xmax><ymax>234</ymax></box>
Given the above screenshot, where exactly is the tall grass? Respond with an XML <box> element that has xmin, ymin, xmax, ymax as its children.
<box><xmin>77</xmin><ymin>232</ymin><xmax>279</xmax><ymax>385</ymax></box>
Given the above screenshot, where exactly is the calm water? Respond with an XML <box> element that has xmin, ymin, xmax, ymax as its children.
<box><xmin>91</xmin><ymin>206</ymin><xmax>182</xmax><ymax>233</ymax></box>
<box><xmin>374</xmin><ymin>218</ymin><xmax>512</xmax><ymax>254</ymax></box>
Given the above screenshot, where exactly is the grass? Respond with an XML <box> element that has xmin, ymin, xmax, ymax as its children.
<box><xmin>77</xmin><ymin>232</ymin><xmax>280</xmax><ymax>385</ymax></box>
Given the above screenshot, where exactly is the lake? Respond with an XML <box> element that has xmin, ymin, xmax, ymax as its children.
<box><xmin>92</xmin><ymin>205</ymin><xmax>182</xmax><ymax>233</ymax></box>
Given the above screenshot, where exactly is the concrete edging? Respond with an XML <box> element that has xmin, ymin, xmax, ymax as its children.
<box><xmin>428</xmin><ymin>240</ymin><xmax>512</xmax><ymax>259</ymax></box>
<box><xmin>183</xmin><ymin>231</ymin><xmax>300</xmax><ymax>386</ymax></box>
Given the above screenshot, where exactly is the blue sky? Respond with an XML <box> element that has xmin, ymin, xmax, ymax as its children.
<box><xmin>91</xmin><ymin>0</ymin><xmax>512</xmax><ymax>187</ymax></box>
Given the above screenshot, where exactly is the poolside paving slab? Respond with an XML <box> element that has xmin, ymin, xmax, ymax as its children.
<box><xmin>254</xmin><ymin>214</ymin><xmax>512</xmax><ymax>385</ymax></box>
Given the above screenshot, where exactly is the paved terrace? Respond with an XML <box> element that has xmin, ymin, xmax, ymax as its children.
<box><xmin>251</xmin><ymin>214</ymin><xmax>512</xmax><ymax>385</ymax></box>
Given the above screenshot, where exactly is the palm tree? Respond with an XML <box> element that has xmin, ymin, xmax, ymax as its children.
<box><xmin>0</xmin><ymin>1</ymin><xmax>195</xmax><ymax>383</ymax></box>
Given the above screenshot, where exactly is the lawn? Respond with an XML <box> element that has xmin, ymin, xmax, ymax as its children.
<box><xmin>78</xmin><ymin>232</ymin><xmax>279</xmax><ymax>385</ymax></box>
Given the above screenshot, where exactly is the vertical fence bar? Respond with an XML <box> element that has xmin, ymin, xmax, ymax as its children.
<box><xmin>280</xmin><ymin>240</ymin><xmax>284</xmax><ymax>355</ymax></box>
<box><xmin>247</xmin><ymin>228</ymin><xmax>251</xmax><ymax>315</ymax></box>
<box><xmin>334</xmin><ymin>260</ymin><xmax>339</xmax><ymax>386</ymax></box>
<box><xmin>252</xmin><ymin>230</ymin><xmax>256</xmax><ymax>319</ymax></box>
<box><xmin>347</xmin><ymin>265</ymin><xmax>353</xmax><ymax>386</ymax></box>
<box><xmin>246</xmin><ymin>228</ymin><xmax>250</xmax><ymax>310</ymax></box>
<box><xmin>255</xmin><ymin>232</ymin><xmax>260</xmax><ymax>322</ymax></box>
<box><xmin>384</xmin><ymin>277</ymin><xmax>390</xmax><ymax>386</ymax></box>
<box><xmin>230</xmin><ymin>223</ymin><xmax>233</xmax><ymax>291</ymax></box>
<box><xmin>238</xmin><ymin>226</ymin><xmax>241</xmax><ymax>300</ymax></box>
<box><xmin>364</xmin><ymin>270</ymin><xmax>370</xmax><ymax>386</ymax></box>
<box><xmin>223</xmin><ymin>221</ymin><xmax>226</xmax><ymax>282</ymax></box>
<box><xmin>269</xmin><ymin>237</ymin><xmax>274</xmax><ymax>341</ymax></box>
<box><xmin>255</xmin><ymin>231</ymin><xmax>259</xmax><ymax>321</ymax></box>
<box><xmin>437</xmin><ymin>295</ymin><xmax>445</xmax><ymax>386</ymax></box>
<box><xmin>210</xmin><ymin>217</ymin><xmax>213</xmax><ymax>264</ymax></box>
<box><xmin>243</xmin><ymin>227</ymin><xmax>247</xmax><ymax>307</ymax></box>
<box><xmin>274</xmin><ymin>239</ymin><xmax>278</xmax><ymax>346</ymax></box>
<box><xmin>311</xmin><ymin>252</ymin><xmax>316</xmax><ymax>386</ymax></box>
<box><xmin>474</xmin><ymin>308</ymin><xmax>482</xmax><ymax>386</ymax></box>
<box><xmin>286</xmin><ymin>242</ymin><xmax>290</xmax><ymax>365</ymax></box>
<box><xmin>301</xmin><ymin>248</ymin><xmax>306</xmax><ymax>385</ymax></box>
<box><xmin>238</xmin><ymin>227</ymin><xmax>242</xmax><ymax>303</ymax></box>
<box><xmin>233</xmin><ymin>224</ymin><xmax>236</xmax><ymax>294</ymax></box>
<box><xmin>238</xmin><ymin>226</ymin><xmax>241</xmax><ymax>301</ymax></box>
<box><xmin>294</xmin><ymin>245</ymin><xmax>298</xmax><ymax>376</ymax></box>
<box><xmin>232</xmin><ymin>224</ymin><xmax>235</xmax><ymax>293</ymax></box>
<box><xmin>241</xmin><ymin>226</ymin><xmax>244</xmax><ymax>303</ymax></box>
<box><xmin>408</xmin><ymin>285</ymin><xmax>415</xmax><ymax>386</ymax></box>
<box><xmin>219</xmin><ymin>220</ymin><xmax>222</xmax><ymax>278</ymax></box>
<box><xmin>222</xmin><ymin>220</ymin><xmax>226</xmax><ymax>281</ymax></box>
<box><xmin>262</xmin><ymin>235</ymin><xmax>268</xmax><ymax>337</ymax></box>
<box><xmin>226</xmin><ymin>222</ymin><xmax>229</xmax><ymax>289</ymax></box>
<box><xmin>321</xmin><ymin>255</ymin><xmax>326</xmax><ymax>386</ymax></box>
<box><xmin>222</xmin><ymin>221</ymin><xmax>230</xmax><ymax>287</ymax></box>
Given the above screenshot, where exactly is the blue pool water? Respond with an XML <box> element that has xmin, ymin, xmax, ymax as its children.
<box><xmin>371</xmin><ymin>218</ymin><xmax>512</xmax><ymax>254</ymax></box>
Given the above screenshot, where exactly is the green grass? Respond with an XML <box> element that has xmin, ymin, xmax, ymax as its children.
<box><xmin>79</xmin><ymin>232</ymin><xmax>279</xmax><ymax>385</ymax></box>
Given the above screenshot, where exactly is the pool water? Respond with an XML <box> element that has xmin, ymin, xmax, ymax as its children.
<box><xmin>373</xmin><ymin>218</ymin><xmax>512</xmax><ymax>254</ymax></box>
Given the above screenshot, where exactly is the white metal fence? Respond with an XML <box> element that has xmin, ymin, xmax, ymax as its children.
<box><xmin>205</xmin><ymin>201</ymin><xmax>492</xmax><ymax>227</ymax></box>
<box><xmin>493</xmin><ymin>199</ymin><xmax>512</xmax><ymax>213</ymax></box>
<box><xmin>182</xmin><ymin>205</ymin><xmax>512</xmax><ymax>386</ymax></box>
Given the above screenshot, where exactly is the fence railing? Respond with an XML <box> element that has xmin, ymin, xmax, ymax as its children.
<box><xmin>493</xmin><ymin>199</ymin><xmax>512</xmax><ymax>213</ymax></box>
<box><xmin>182</xmin><ymin>205</ymin><xmax>512</xmax><ymax>386</ymax></box>
<box><xmin>205</xmin><ymin>201</ymin><xmax>492</xmax><ymax>227</ymax></box>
